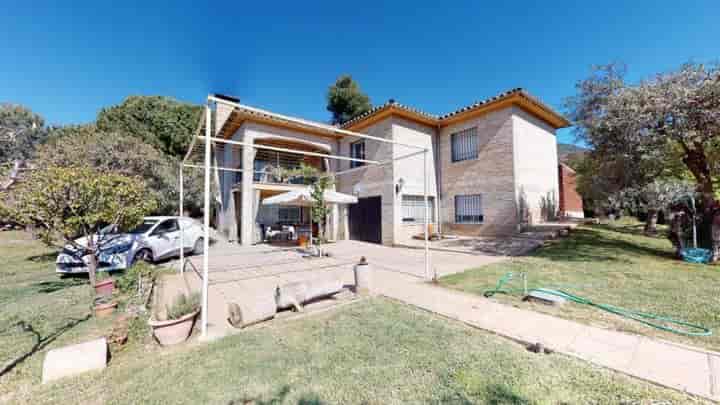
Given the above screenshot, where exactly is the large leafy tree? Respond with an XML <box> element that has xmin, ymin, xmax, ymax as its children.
<box><xmin>13</xmin><ymin>166</ymin><xmax>156</xmax><ymax>300</ymax></box>
<box><xmin>35</xmin><ymin>125</ymin><xmax>202</xmax><ymax>214</ymax></box>
<box><xmin>567</xmin><ymin>63</ymin><xmax>720</xmax><ymax>257</ymax></box>
<box><xmin>96</xmin><ymin>96</ymin><xmax>202</xmax><ymax>157</ymax></box>
<box><xmin>326</xmin><ymin>75</ymin><xmax>372</xmax><ymax>125</ymax></box>
<box><xmin>0</xmin><ymin>104</ymin><xmax>48</xmax><ymax>164</ymax></box>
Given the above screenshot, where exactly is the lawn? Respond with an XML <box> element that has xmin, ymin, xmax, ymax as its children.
<box><xmin>1</xmin><ymin>229</ymin><xmax>708</xmax><ymax>404</ymax></box>
<box><xmin>440</xmin><ymin>220</ymin><xmax>720</xmax><ymax>352</ymax></box>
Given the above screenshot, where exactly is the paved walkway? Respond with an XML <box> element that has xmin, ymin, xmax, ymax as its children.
<box><xmin>166</xmin><ymin>240</ymin><xmax>719</xmax><ymax>401</ymax></box>
<box><xmin>368</xmin><ymin>268</ymin><xmax>720</xmax><ymax>402</ymax></box>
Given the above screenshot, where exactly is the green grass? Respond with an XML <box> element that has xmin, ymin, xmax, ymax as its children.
<box><xmin>15</xmin><ymin>299</ymin><xmax>705</xmax><ymax>404</ymax></box>
<box><xmin>440</xmin><ymin>220</ymin><xmax>720</xmax><ymax>352</ymax></box>
<box><xmin>0</xmin><ymin>231</ymin><xmax>109</xmax><ymax>399</ymax></box>
<box><xmin>0</xmin><ymin>231</ymin><xmax>159</xmax><ymax>401</ymax></box>
<box><xmin>1</xmin><ymin>230</ymin><xmax>709</xmax><ymax>404</ymax></box>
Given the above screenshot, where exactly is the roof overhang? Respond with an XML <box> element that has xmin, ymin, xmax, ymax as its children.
<box><xmin>343</xmin><ymin>104</ymin><xmax>438</xmax><ymax>132</ymax></box>
<box><xmin>343</xmin><ymin>89</ymin><xmax>571</xmax><ymax>132</ymax></box>
<box><xmin>217</xmin><ymin>108</ymin><xmax>344</xmax><ymax>140</ymax></box>
<box><xmin>439</xmin><ymin>92</ymin><xmax>571</xmax><ymax>129</ymax></box>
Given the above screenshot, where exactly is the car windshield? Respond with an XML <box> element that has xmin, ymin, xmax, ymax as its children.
<box><xmin>128</xmin><ymin>219</ymin><xmax>159</xmax><ymax>234</ymax></box>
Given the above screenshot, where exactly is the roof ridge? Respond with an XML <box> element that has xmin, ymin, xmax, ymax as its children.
<box><xmin>341</xmin><ymin>88</ymin><xmax>535</xmax><ymax>128</ymax></box>
<box><xmin>340</xmin><ymin>98</ymin><xmax>438</xmax><ymax>128</ymax></box>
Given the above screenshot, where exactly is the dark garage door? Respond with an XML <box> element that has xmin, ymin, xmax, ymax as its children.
<box><xmin>349</xmin><ymin>196</ymin><xmax>382</xmax><ymax>244</ymax></box>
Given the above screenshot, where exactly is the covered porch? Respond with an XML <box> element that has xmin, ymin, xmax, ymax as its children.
<box><xmin>217</xmin><ymin>135</ymin><xmax>344</xmax><ymax>246</ymax></box>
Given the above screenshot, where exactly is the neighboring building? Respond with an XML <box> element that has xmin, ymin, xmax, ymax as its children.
<box><xmin>558</xmin><ymin>163</ymin><xmax>585</xmax><ymax>219</ymax></box>
<box><xmin>213</xmin><ymin>88</ymin><xmax>570</xmax><ymax>246</ymax></box>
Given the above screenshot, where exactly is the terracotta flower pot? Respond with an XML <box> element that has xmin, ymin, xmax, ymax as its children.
<box><xmin>94</xmin><ymin>301</ymin><xmax>118</xmax><ymax>318</ymax></box>
<box><xmin>149</xmin><ymin>310</ymin><xmax>199</xmax><ymax>346</ymax></box>
<box><xmin>95</xmin><ymin>278</ymin><xmax>114</xmax><ymax>297</ymax></box>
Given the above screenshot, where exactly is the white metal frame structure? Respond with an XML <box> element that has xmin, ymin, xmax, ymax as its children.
<box><xmin>180</xmin><ymin>95</ymin><xmax>432</xmax><ymax>338</ymax></box>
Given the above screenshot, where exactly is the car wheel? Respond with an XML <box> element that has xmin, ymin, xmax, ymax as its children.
<box><xmin>193</xmin><ymin>238</ymin><xmax>204</xmax><ymax>255</ymax></box>
<box><xmin>133</xmin><ymin>249</ymin><xmax>153</xmax><ymax>264</ymax></box>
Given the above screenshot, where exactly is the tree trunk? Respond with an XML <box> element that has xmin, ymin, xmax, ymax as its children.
<box><xmin>86</xmin><ymin>236</ymin><xmax>98</xmax><ymax>301</ymax></box>
<box><xmin>644</xmin><ymin>209</ymin><xmax>659</xmax><ymax>235</ymax></box>
<box><xmin>682</xmin><ymin>146</ymin><xmax>718</xmax><ymax>261</ymax></box>
<box><xmin>712</xmin><ymin>207</ymin><xmax>720</xmax><ymax>262</ymax></box>
<box><xmin>668</xmin><ymin>211</ymin><xmax>685</xmax><ymax>257</ymax></box>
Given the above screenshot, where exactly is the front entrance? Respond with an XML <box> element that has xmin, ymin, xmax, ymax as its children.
<box><xmin>349</xmin><ymin>196</ymin><xmax>382</xmax><ymax>244</ymax></box>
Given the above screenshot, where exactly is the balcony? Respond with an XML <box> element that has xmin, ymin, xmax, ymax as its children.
<box><xmin>234</xmin><ymin>148</ymin><xmax>325</xmax><ymax>188</ymax></box>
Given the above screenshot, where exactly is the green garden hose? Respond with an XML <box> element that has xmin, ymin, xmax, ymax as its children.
<box><xmin>483</xmin><ymin>272</ymin><xmax>712</xmax><ymax>337</ymax></box>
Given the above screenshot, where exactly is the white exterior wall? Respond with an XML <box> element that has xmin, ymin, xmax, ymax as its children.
<box><xmin>512</xmin><ymin>107</ymin><xmax>560</xmax><ymax>224</ymax></box>
<box><xmin>336</xmin><ymin>119</ymin><xmax>395</xmax><ymax>245</ymax></box>
<box><xmin>219</xmin><ymin>122</ymin><xmax>341</xmax><ymax>245</ymax></box>
<box><xmin>391</xmin><ymin>117</ymin><xmax>438</xmax><ymax>244</ymax></box>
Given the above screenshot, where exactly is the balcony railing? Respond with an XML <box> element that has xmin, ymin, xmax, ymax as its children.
<box><xmin>235</xmin><ymin>169</ymin><xmax>318</xmax><ymax>186</ymax></box>
<box><xmin>233</xmin><ymin>148</ymin><xmax>325</xmax><ymax>186</ymax></box>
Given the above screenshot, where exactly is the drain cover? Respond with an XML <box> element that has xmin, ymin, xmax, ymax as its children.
<box><xmin>523</xmin><ymin>291</ymin><xmax>567</xmax><ymax>306</ymax></box>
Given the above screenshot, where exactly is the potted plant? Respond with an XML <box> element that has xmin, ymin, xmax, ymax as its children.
<box><xmin>95</xmin><ymin>271</ymin><xmax>114</xmax><ymax>297</ymax></box>
<box><xmin>149</xmin><ymin>292</ymin><xmax>200</xmax><ymax>346</ymax></box>
<box><xmin>94</xmin><ymin>295</ymin><xmax>117</xmax><ymax>318</ymax></box>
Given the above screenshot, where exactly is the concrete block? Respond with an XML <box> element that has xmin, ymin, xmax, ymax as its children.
<box><xmin>42</xmin><ymin>338</ymin><xmax>107</xmax><ymax>383</ymax></box>
<box><xmin>523</xmin><ymin>291</ymin><xmax>567</xmax><ymax>306</ymax></box>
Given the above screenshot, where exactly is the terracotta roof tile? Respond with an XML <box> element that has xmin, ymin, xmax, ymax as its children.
<box><xmin>340</xmin><ymin>88</ymin><xmax>568</xmax><ymax>129</ymax></box>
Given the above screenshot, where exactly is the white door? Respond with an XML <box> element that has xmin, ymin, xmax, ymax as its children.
<box><xmin>148</xmin><ymin>219</ymin><xmax>181</xmax><ymax>259</ymax></box>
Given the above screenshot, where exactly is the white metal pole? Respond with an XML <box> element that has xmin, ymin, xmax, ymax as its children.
<box><xmin>178</xmin><ymin>164</ymin><xmax>184</xmax><ymax>273</ymax></box>
<box><xmin>692</xmin><ymin>197</ymin><xmax>698</xmax><ymax>249</ymax></box>
<box><xmin>423</xmin><ymin>150</ymin><xmax>430</xmax><ymax>281</ymax></box>
<box><xmin>201</xmin><ymin>104</ymin><xmax>212</xmax><ymax>337</ymax></box>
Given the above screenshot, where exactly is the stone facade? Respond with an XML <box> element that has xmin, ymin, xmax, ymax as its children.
<box><xmin>439</xmin><ymin>108</ymin><xmax>518</xmax><ymax>236</ymax></box>
<box><xmin>215</xmin><ymin>98</ymin><xmax>563</xmax><ymax>245</ymax></box>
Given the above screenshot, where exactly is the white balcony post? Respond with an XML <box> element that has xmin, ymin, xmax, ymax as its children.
<box><xmin>201</xmin><ymin>104</ymin><xmax>211</xmax><ymax>337</ymax></box>
<box><xmin>424</xmin><ymin>149</ymin><xmax>430</xmax><ymax>281</ymax></box>
<box><xmin>178</xmin><ymin>164</ymin><xmax>184</xmax><ymax>273</ymax></box>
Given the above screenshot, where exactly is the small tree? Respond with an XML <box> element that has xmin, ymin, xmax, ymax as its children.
<box><xmin>35</xmin><ymin>125</ymin><xmax>202</xmax><ymax>215</ymax></box>
<box><xmin>622</xmin><ymin>180</ymin><xmax>695</xmax><ymax>234</ymax></box>
<box><xmin>326</xmin><ymin>75</ymin><xmax>372</xmax><ymax>125</ymax></box>
<box><xmin>290</xmin><ymin>164</ymin><xmax>332</xmax><ymax>247</ymax></box>
<box><xmin>310</xmin><ymin>176</ymin><xmax>332</xmax><ymax>244</ymax></box>
<box><xmin>13</xmin><ymin>166</ymin><xmax>156</xmax><ymax>302</ymax></box>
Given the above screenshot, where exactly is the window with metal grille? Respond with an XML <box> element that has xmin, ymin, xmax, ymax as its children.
<box><xmin>454</xmin><ymin>194</ymin><xmax>483</xmax><ymax>223</ymax></box>
<box><xmin>451</xmin><ymin>127</ymin><xmax>479</xmax><ymax>162</ymax></box>
<box><xmin>402</xmin><ymin>195</ymin><xmax>435</xmax><ymax>223</ymax></box>
<box><xmin>350</xmin><ymin>140</ymin><xmax>365</xmax><ymax>168</ymax></box>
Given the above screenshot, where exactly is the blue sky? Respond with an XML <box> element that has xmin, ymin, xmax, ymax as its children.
<box><xmin>2</xmin><ymin>1</ymin><xmax>719</xmax><ymax>145</ymax></box>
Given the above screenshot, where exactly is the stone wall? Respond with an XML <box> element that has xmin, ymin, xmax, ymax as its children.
<box><xmin>438</xmin><ymin>108</ymin><xmax>518</xmax><ymax>236</ymax></box>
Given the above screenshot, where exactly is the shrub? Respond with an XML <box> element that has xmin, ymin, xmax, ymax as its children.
<box><xmin>116</xmin><ymin>262</ymin><xmax>155</xmax><ymax>295</ymax></box>
<box><xmin>166</xmin><ymin>292</ymin><xmax>200</xmax><ymax>320</ymax></box>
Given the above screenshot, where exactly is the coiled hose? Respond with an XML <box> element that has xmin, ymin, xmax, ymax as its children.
<box><xmin>483</xmin><ymin>272</ymin><xmax>712</xmax><ymax>337</ymax></box>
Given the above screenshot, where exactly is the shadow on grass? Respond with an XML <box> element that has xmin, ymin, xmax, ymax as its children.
<box><xmin>532</xmin><ymin>228</ymin><xmax>675</xmax><ymax>263</ymax></box>
<box><xmin>26</xmin><ymin>252</ymin><xmax>59</xmax><ymax>263</ymax></box>
<box><xmin>593</xmin><ymin>223</ymin><xmax>667</xmax><ymax>239</ymax></box>
<box><xmin>0</xmin><ymin>315</ymin><xmax>91</xmax><ymax>378</ymax></box>
<box><xmin>229</xmin><ymin>386</ymin><xmax>326</xmax><ymax>405</ymax></box>
<box><xmin>32</xmin><ymin>279</ymin><xmax>86</xmax><ymax>294</ymax></box>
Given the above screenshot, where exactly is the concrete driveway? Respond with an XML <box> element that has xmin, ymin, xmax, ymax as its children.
<box><xmin>323</xmin><ymin>240</ymin><xmax>506</xmax><ymax>279</ymax></box>
<box><xmin>158</xmin><ymin>240</ymin><xmax>505</xmax><ymax>339</ymax></box>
